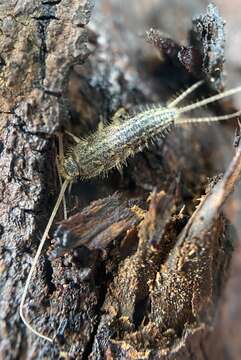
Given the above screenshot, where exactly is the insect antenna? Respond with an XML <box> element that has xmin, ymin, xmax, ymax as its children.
<box><xmin>178</xmin><ymin>85</ymin><xmax>241</xmax><ymax>114</ymax></box>
<box><xmin>19</xmin><ymin>178</ymin><xmax>69</xmax><ymax>343</ymax></box>
<box><xmin>56</xmin><ymin>158</ymin><xmax>68</xmax><ymax>220</ymax></box>
<box><xmin>168</xmin><ymin>80</ymin><xmax>204</xmax><ymax>108</ymax></box>
<box><xmin>57</xmin><ymin>133</ymin><xmax>67</xmax><ymax>219</ymax></box>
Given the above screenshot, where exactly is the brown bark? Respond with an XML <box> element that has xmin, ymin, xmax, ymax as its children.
<box><xmin>0</xmin><ymin>1</ymin><xmax>241</xmax><ymax>359</ymax></box>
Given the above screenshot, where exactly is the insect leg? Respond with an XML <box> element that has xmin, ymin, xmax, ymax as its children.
<box><xmin>112</xmin><ymin>107</ymin><xmax>129</xmax><ymax>124</ymax></box>
<box><xmin>168</xmin><ymin>80</ymin><xmax>204</xmax><ymax>108</ymax></box>
<box><xmin>98</xmin><ymin>115</ymin><xmax>105</xmax><ymax>131</ymax></box>
<box><xmin>65</xmin><ymin>130</ymin><xmax>82</xmax><ymax>143</ymax></box>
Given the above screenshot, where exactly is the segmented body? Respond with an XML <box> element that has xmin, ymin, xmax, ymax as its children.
<box><xmin>63</xmin><ymin>107</ymin><xmax>178</xmax><ymax>180</ymax></box>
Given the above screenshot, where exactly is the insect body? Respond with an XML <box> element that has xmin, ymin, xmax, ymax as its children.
<box><xmin>62</xmin><ymin>107</ymin><xmax>177</xmax><ymax>180</ymax></box>
<box><xmin>20</xmin><ymin>80</ymin><xmax>241</xmax><ymax>343</ymax></box>
<box><xmin>62</xmin><ymin>80</ymin><xmax>241</xmax><ymax>181</ymax></box>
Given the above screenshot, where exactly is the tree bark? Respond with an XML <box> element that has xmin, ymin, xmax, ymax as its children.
<box><xmin>0</xmin><ymin>1</ymin><xmax>241</xmax><ymax>359</ymax></box>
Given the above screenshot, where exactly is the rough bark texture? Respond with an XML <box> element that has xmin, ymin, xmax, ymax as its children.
<box><xmin>0</xmin><ymin>1</ymin><xmax>241</xmax><ymax>359</ymax></box>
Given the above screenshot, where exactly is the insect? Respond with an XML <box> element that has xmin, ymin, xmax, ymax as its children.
<box><xmin>19</xmin><ymin>79</ymin><xmax>241</xmax><ymax>343</ymax></box>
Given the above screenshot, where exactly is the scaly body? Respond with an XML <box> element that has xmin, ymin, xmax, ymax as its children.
<box><xmin>63</xmin><ymin>107</ymin><xmax>177</xmax><ymax>179</ymax></box>
<box><xmin>62</xmin><ymin>80</ymin><xmax>241</xmax><ymax>181</ymax></box>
